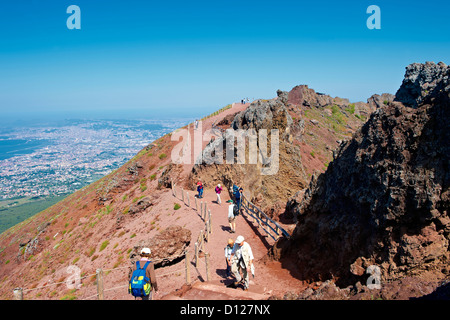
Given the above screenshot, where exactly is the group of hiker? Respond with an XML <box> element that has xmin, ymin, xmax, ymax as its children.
<box><xmin>128</xmin><ymin>181</ymin><xmax>253</xmax><ymax>300</ymax></box>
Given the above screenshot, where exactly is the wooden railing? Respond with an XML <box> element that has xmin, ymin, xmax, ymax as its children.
<box><xmin>240</xmin><ymin>194</ymin><xmax>290</xmax><ymax>241</ymax></box>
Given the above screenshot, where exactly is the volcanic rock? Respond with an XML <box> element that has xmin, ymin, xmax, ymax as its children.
<box><xmin>275</xmin><ymin>62</ymin><xmax>450</xmax><ymax>287</ymax></box>
<box><xmin>129</xmin><ymin>225</ymin><xmax>191</xmax><ymax>267</ymax></box>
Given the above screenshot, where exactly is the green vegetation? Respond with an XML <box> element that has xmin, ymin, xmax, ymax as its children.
<box><xmin>345</xmin><ymin>103</ymin><xmax>355</xmax><ymax>114</ymax></box>
<box><xmin>60</xmin><ymin>292</ymin><xmax>77</xmax><ymax>300</ymax></box>
<box><xmin>99</xmin><ymin>240</ymin><xmax>109</xmax><ymax>251</ymax></box>
<box><xmin>331</xmin><ymin>105</ymin><xmax>346</xmax><ymax>125</ymax></box>
<box><xmin>0</xmin><ymin>195</ymin><xmax>67</xmax><ymax>234</ymax></box>
<box><xmin>158</xmin><ymin>153</ymin><xmax>167</xmax><ymax>160</ymax></box>
<box><xmin>174</xmin><ymin>203</ymin><xmax>181</xmax><ymax>210</ymax></box>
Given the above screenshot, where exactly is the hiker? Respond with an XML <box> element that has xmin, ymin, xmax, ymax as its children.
<box><xmin>215</xmin><ymin>184</ymin><xmax>222</xmax><ymax>205</ymax></box>
<box><xmin>233</xmin><ymin>185</ymin><xmax>243</xmax><ymax>212</ymax></box>
<box><xmin>197</xmin><ymin>181</ymin><xmax>203</xmax><ymax>198</ymax></box>
<box><xmin>224</xmin><ymin>238</ymin><xmax>234</xmax><ymax>278</ymax></box>
<box><xmin>229</xmin><ymin>235</ymin><xmax>254</xmax><ymax>291</ymax></box>
<box><xmin>227</xmin><ymin>199</ymin><xmax>236</xmax><ymax>233</ymax></box>
<box><xmin>128</xmin><ymin>247</ymin><xmax>158</xmax><ymax>300</ymax></box>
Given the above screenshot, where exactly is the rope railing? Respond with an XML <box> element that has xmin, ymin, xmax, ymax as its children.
<box><xmin>12</xmin><ymin>249</ymin><xmax>214</xmax><ymax>300</ymax></box>
<box><xmin>170</xmin><ymin>180</ymin><xmax>213</xmax><ymax>280</ymax></box>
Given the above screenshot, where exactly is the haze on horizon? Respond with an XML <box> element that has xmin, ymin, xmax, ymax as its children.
<box><xmin>0</xmin><ymin>0</ymin><xmax>449</xmax><ymax>120</ymax></box>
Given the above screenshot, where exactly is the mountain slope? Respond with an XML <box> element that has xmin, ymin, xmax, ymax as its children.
<box><xmin>0</xmin><ymin>85</ymin><xmax>378</xmax><ymax>300</ymax></box>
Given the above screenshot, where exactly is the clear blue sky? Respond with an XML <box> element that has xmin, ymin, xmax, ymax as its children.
<box><xmin>0</xmin><ymin>0</ymin><xmax>449</xmax><ymax>119</ymax></box>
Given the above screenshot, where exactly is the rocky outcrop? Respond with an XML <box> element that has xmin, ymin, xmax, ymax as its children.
<box><xmin>274</xmin><ymin>62</ymin><xmax>450</xmax><ymax>287</ymax></box>
<box><xmin>129</xmin><ymin>225</ymin><xmax>191</xmax><ymax>267</ymax></box>
<box><xmin>158</xmin><ymin>163</ymin><xmax>183</xmax><ymax>189</ymax></box>
<box><xmin>128</xmin><ymin>196</ymin><xmax>153</xmax><ymax>215</ymax></box>
<box><xmin>191</xmin><ymin>89</ymin><xmax>307</xmax><ymax>212</ymax></box>
<box><xmin>287</xmin><ymin>85</ymin><xmax>335</xmax><ymax>108</ymax></box>
<box><xmin>367</xmin><ymin>93</ymin><xmax>395</xmax><ymax>111</ymax></box>
<box><xmin>395</xmin><ymin>61</ymin><xmax>449</xmax><ymax>108</ymax></box>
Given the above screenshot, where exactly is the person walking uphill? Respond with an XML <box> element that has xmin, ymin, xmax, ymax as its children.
<box><xmin>128</xmin><ymin>247</ymin><xmax>158</xmax><ymax>300</ymax></box>
<box><xmin>229</xmin><ymin>235</ymin><xmax>254</xmax><ymax>291</ymax></box>
<box><xmin>197</xmin><ymin>181</ymin><xmax>203</xmax><ymax>199</ymax></box>
<box><xmin>215</xmin><ymin>184</ymin><xmax>222</xmax><ymax>205</ymax></box>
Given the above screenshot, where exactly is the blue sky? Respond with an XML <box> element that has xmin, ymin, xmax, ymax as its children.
<box><xmin>0</xmin><ymin>0</ymin><xmax>449</xmax><ymax>120</ymax></box>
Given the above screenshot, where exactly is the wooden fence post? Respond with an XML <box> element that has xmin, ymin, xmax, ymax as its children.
<box><xmin>13</xmin><ymin>288</ymin><xmax>23</xmax><ymax>300</ymax></box>
<box><xmin>185</xmin><ymin>250</ymin><xmax>191</xmax><ymax>284</ymax></box>
<box><xmin>96</xmin><ymin>268</ymin><xmax>104</xmax><ymax>300</ymax></box>
<box><xmin>182</xmin><ymin>189</ymin><xmax>184</xmax><ymax>203</ymax></box>
<box><xmin>194</xmin><ymin>242</ymin><xmax>199</xmax><ymax>267</ymax></box>
<box><xmin>208</xmin><ymin>210</ymin><xmax>212</xmax><ymax>234</ymax></box>
<box><xmin>186</xmin><ymin>192</ymin><xmax>190</xmax><ymax>207</ymax></box>
<box><xmin>195</xmin><ymin>196</ymin><xmax>198</xmax><ymax>211</ymax></box>
<box><xmin>205</xmin><ymin>253</ymin><xmax>210</xmax><ymax>282</ymax></box>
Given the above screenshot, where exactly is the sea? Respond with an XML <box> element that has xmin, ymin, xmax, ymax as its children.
<box><xmin>0</xmin><ymin>113</ymin><xmax>193</xmax><ymax>233</ymax></box>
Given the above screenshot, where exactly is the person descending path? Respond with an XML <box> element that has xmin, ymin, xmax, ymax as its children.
<box><xmin>224</xmin><ymin>238</ymin><xmax>234</xmax><ymax>278</ymax></box>
<box><xmin>228</xmin><ymin>235</ymin><xmax>254</xmax><ymax>291</ymax></box>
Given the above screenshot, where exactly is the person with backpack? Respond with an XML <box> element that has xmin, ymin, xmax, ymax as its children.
<box><xmin>233</xmin><ymin>185</ymin><xmax>243</xmax><ymax>212</ymax></box>
<box><xmin>215</xmin><ymin>184</ymin><xmax>222</xmax><ymax>205</ymax></box>
<box><xmin>227</xmin><ymin>199</ymin><xmax>236</xmax><ymax>233</ymax></box>
<box><xmin>128</xmin><ymin>247</ymin><xmax>158</xmax><ymax>300</ymax></box>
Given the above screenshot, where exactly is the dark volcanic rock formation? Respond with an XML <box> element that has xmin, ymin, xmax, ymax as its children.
<box><xmin>274</xmin><ymin>62</ymin><xmax>450</xmax><ymax>287</ymax></box>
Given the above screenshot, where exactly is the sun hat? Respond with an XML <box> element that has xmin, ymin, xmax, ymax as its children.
<box><xmin>235</xmin><ymin>235</ymin><xmax>245</xmax><ymax>244</ymax></box>
<box><xmin>226</xmin><ymin>199</ymin><xmax>234</xmax><ymax>203</ymax></box>
<box><xmin>140</xmin><ymin>247</ymin><xmax>151</xmax><ymax>255</ymax></box>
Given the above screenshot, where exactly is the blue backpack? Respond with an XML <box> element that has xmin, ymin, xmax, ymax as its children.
<box><xmin>129</xmin><ymin>261</ymin><xmax>151</xmax><ymax>297</ymax></box>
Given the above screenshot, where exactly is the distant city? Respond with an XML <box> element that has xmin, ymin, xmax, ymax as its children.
<box><xmin>0</xmin><ymin>118</ymin><xmax>190</xmax><ymax>200</ymax></box>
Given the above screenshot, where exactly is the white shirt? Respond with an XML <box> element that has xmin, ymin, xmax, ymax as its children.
<box><xmin>228</xmin><ymin>204</ymin><xmax>235</xmax><ymax>218</ymax></box>
<box><xmin>231</xmin><ymin>242</ymin><xmax>254</xmax><ymax>268</ymax></box>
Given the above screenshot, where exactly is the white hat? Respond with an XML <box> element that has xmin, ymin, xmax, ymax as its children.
<box><xmin>140</xmin><ymin>247</ymin><xmax>151</xmax><ymax>255</ymax></box>
<box><xmin>235</xmin><ymin>235</ymin><xmax>245</xmax><ymax>244</ymax></box>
